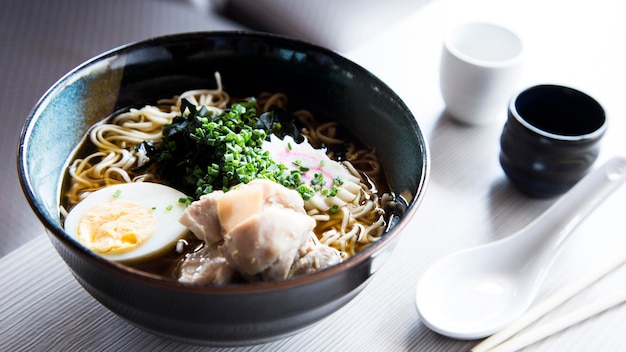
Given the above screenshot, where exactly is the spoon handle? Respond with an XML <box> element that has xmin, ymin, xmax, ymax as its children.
<box><xmin>532</xmin><ymin>156</ymin><xmax>626</xmax><ymax>251</ymax></box>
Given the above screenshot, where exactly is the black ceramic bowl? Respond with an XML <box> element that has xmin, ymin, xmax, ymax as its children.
<box><xmin>17</xmin><ymin>31</ymin><xmax>429</xmax><ymax>346</ymax></box>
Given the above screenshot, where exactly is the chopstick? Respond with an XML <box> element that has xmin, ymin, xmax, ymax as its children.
<box><xmin>471</xmin><ymin>246</ymin><xmax>626</xmax><ymax>352</ymax></box>
<box><xmin>484</xmin><ymin>288</ymin><xmax>626</xmax><ymax>352</ymax></box>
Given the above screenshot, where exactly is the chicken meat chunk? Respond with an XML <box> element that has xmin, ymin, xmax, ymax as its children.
<box><xmin>178</xmin><ymin>179</ymin><xmax>323</xmax><ymax>283</ymax></box>
<box><xmin>224</xmin><ymin>207</ymin><xmax>314</xmax><ymax>280</ymax></box>
<box><xmin>290</xmin><ymin>242</ymin><xmax>343</xmax><ymax>277</ymax></box>
<box><xmin>178</xmin><ymin>190</ymin><xmax>225</xmax><ymax>245</ymax></box>
<box><xmin>178</xmin><ymin>243</ymin><xmax>235</xmax><ymax>285</ymax></box>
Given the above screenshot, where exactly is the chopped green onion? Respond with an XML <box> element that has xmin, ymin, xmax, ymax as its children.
<box><xmin>147</xmin><ymin>98</ymin><xmax>317</xmax><ymax>201</ymax></box>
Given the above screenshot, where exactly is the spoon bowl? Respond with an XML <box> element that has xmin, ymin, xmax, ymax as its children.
<box><xmin>416</xmin><ymin>242</ymin><xmax>541</xmax><ymax>339</ymax></box>
<box><xmin>415</xmin><ymin>156</ymin><xmax>626</xmax><ymax>339</ymax></box>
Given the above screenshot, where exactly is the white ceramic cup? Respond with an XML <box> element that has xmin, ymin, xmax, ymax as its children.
<box><xmin>440</xmin><ymin>22</ymin><xmax>524</xmax><ymax>125</ymax></box>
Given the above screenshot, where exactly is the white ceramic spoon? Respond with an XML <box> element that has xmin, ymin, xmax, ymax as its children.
<box><xmin>415</xmin><ymin>156</ymin><xmax>626</xmax><ymax>340</ymax></box>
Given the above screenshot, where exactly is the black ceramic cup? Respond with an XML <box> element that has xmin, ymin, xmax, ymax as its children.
<box><xmin>499</xmin><ymin>84</ymin><xmax>607</xmax><ymax>198</ymax></box>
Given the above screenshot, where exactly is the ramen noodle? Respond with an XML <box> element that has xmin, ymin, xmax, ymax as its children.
<box><xmin>61</xmin><ymin>72</ymin><xmax>394</xmax><ymax>282</ymax></box>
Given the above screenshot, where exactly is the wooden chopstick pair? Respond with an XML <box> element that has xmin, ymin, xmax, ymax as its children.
<box><xmin>471</xmin><ymin>246</ymin><xmax>626</xmax><ymax>352</ymax></box>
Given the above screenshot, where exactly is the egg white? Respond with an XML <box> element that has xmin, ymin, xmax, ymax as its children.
<box><xmin>63</xmin><ymin>182</ymin><xmax>190</xmax><ymax>264</ymax></box>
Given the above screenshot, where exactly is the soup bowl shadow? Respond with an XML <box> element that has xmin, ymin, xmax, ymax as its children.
<box><xmin>17</xmin><ymin>31</ymin><xmax>429</xmax><ymax>346</ymax></box>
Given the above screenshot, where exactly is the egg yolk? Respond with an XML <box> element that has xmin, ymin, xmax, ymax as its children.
<box><xmin>76</xmin><ymin>200</ymin><xmax>156</xmax><ymax>254</ymax></box>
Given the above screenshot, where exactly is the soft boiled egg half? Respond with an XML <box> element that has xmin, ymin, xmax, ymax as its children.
<box><xmin>63</xmin><ymin>182</ymin><xmax>189</xmax><ymax>264</ymax></box>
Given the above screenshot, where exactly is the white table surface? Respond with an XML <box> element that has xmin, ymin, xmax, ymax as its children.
<box><xmin>2</xmin><ymin>0</ymin><xmax>626</xmax><ymax>351</ymax></box>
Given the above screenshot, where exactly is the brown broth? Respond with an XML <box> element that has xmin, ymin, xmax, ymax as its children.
<box><xmin>60</xmin><ymin>99</ymin><xmax>393</xmax><ymax>280</ymax></box>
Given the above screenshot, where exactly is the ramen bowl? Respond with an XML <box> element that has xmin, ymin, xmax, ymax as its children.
<box><xmin>17</xmin><ymin>31</ymin><xmax>429</xmax><ymax>346</ymax></box>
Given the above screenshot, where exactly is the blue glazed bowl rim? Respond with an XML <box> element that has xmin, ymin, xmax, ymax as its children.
<box><xmin>17</xmin><ymin>30</ymin><xmax>430</xmax><ymax>294</ymax></box>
